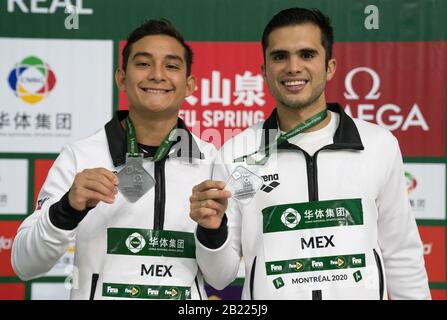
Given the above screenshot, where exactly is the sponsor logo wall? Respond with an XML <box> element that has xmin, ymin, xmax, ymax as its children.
<box><xmin>327</xmin><ymin>42</ymin><xmax>446</xmax><ymax>157</ymax></box>
<box><xmin>0</xmin><ymin>0</ymin><xmax>445</xmax><ymax>300</ymax></box>
<box><xmin>0</xmin><ymin>38</ymin><xmax>113</xmax><ymax>153</ymax></box>
<box><xmin>0</xmin><ymin>35</ymin><xmax>113</xmax><ymax>299</ymax></box>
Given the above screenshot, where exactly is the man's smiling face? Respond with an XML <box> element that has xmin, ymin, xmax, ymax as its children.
<box><xmin>262</xmin><ymin>23</ymin><xmax>336</xmax><ymax>111</ymax></box>
<box><xmin>117</xmin><ymin>34</ymin><xmax>195</xmax><ymax>116</ymax></box>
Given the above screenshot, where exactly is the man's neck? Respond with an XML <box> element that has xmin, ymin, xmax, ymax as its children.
<box><xmin>277</xmin><ymin>101</ymin><xmax>330</xmax><ymax>133</ymax></box>
<box><xmin>126</xmin><ymin>109</ymin><xmax>178</xmax><ymax>146</ymax></box>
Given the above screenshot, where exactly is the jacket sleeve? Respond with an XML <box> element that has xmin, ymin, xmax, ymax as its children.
<box><xmin>376</xmin><ymin>136</ymin><xmax>431</xmax><ymax>300</ymax></box>
<box><xmin>194</xmin><ymin>151</ymin><xmax>242</xmax><ymax>290</ymax></box>
<box><xmin>11</xmin><ymin>145</ymin><xmax>84</xmax><ymax>281</ymax></box>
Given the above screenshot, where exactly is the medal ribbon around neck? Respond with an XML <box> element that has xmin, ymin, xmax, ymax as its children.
<box><xmin>234</xmin><ymin>109</ymin><xmax>328</xmax><ymax>165</ymax></box>
<box><xmin>125</xmin><ymin>117</ymin><xmax>177</xmax><ymax>161</ymax></box>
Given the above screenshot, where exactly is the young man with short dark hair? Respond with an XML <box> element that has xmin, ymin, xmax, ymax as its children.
<box><xmin>190</xmin><ymin>8</ymin><xmax>430</xmax><ymax>300</ymax></box>
<box><xmin>13</xmin><ymin>19</ymin><xmax>215</xmax><ymax>300</ymax></box>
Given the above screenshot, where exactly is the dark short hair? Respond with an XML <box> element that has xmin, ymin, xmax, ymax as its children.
<box><xmin>262</xmin><ymin>8</ymin><xmax>334</xmax><ymax>67</ymax></box>
<box><xmin>122</xmin><ymin>19</ymin><xmax>193</xmax><ymax>76</ymax></box>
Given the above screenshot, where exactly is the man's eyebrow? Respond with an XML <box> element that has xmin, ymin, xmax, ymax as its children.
<box><xmin>132</xmin><ymin>52</ymin><xmax>153</xmax><ymax>60</ymax></box>
<box><xmin>131</xmin><ymin>52</ymin><xmax>184</xmax><ymax>63</ymax></box>
<box><xmin>299</xmin><ymin>48</ymin><xmax>319</xmax><ymax>55</ymax></box>
<box><xmin>269</xmin><ymin>49</ymin><xmax>289</xmax><ymax>57</ymax></box>
<box><xmin>165</xmin><ymin>54</ymin><xmax>184</xmax><ymax>63</ymax></box>
<box><xmin>269</xmin><ymin>48</ymin><xmax>319</xmax><ymax>57</ymax></box>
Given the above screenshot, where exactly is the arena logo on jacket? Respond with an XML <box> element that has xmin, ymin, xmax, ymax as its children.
<box><xmin>260</xmin><ymin>173</ymin><xmax>280</xmax><ymax>193</ymax></box>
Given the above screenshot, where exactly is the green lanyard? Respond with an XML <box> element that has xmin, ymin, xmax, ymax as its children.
<box><xmin>125</xmin><ymin>117</ymin><xmax>177</xmax><ymax>162</ymax></box>
<box><xmin>235</xmin><ymin>109</ymin><xmax>328</xmax><ymax>164</ymax></box>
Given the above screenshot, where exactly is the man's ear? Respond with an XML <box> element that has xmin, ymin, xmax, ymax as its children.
<box><xmin>115</xmin><ymin>68</ymin><xmax>126</xmax><ymax>91</ymax></box>
<box><xmin>326</xmin><ymin>58</ymin><xmax>337</xmax><ymax>81</ymax></box>
<box><xmin>185</xmin><ymin>75</ymin><xmax>197</xmax><ymax>97</ymax></box>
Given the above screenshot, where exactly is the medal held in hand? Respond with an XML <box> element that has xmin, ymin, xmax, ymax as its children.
<box><xmin>117</xmin><ymin>153</ymin><xmax>155</xmax><ymax>203</ymax></box>
<box><xmin>117</xmin><ymin>117</ymin><xmax>156</xmax><ymax>203</ymax></box>
<box><xmin>118</xmin><ymin>117</ymin><xmax>176</xmax><ymax>203</ymax></box>
<box><xmin>226</xmin><ymin>166</ymin><xmax>263</xmax><ymax>204</ymax></box>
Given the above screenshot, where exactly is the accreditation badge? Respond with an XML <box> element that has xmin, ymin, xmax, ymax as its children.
<box><xmin>117</xmin><ymin>154</ymin><xmax>155</xmax><ymax>203</ymax></box>
<box><xmin>226</xmin><ymin>166</ymin><xmax>263</xmax><ymax>204</ymax></box>
<box><xmin>260</xmin><ymin>199</ymin><xmax>382</xmax><ymax>299</ymax></box>
<box><xmin>101</xmin><ymin>228</ymin><xmax>197</xmax><ymax>300</ymax></box>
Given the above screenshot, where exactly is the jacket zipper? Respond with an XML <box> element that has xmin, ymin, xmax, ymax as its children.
<box><xmin>195</xmin><ymin>277</ymin><xmax>202</xmax><ymax>300</ymax></box>
<box><xmin>249</xmin><ymin>256</ymin><xmax>257</xmax><ymax>300</ymax></box>
<box><xmin>306</xmin><ymin>151</ymin><xmax>322</xmax><ymax>300</ymax></box>
<box><xmin>373</xmin><ymin>249</ymin><xmax>385</xmax><ymax>300</ymax></box>
<box><xmin>154</xmin><ymin>159</ymin><xmax>166</xmax><ymax>230</ymax></box>
<box><xmin>154</xmin><ymin>158</ymin><xmax>201</xmax><ymax>299</ymax></box>
<box><xmin>89</xmin><ymin>273</ymin><xmax>99</xmax><ymax>300</ymax></box>
<box><xmin>304</xmin><ymin>152</ymin><xmax>319</xmax><ymax>201</ymax></box>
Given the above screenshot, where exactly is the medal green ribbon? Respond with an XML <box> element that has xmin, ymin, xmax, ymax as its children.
<box><xmin>125</xmin><ymin>117</ymin><xmax>177</xmax><ymax>162</ymax></box>
<box><xmin>234</xmin><ymin>109</ymin><xmax>328</xmax><ymax>164</ymax></box>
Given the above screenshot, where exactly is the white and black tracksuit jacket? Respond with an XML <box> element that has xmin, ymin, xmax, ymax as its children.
<box><xmin>196</xmin><ymin>103</ymin><xmax>430</xmax><ymax>300</ymax></box>
<box><xmin>12</xmin><ymin>110</ymin><xmax>216</xmax><ymax>300</ymax></box>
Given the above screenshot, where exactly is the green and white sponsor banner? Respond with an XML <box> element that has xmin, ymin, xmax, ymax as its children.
<box><xmin>0</xmin><ymin>38</ymin><xmax>112</xmax><ymax>153</ymax></box>
<box><xmin>262</xmin><ymin>199</ymin><xmax>364</xmax><ymax>233</ymax></box>
<box><xmin>101</xmin><ymin>228</ymin><xmax>196</xmax><ymax>300</ymax></box>
<box><xmin>262</xmin><ymin>199</ymin><xmax>381</xmax><ymax>298</ymax></box>
<box><xmin>107</xmin><ymin>228</ymin><xmax>195</xmax><ymax>258</ymax></box>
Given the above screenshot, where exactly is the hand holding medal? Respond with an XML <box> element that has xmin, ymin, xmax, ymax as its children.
<box><xmin>68</xmin><ymin>168</ymin><xmax>118</xmax><ymax>211</ymax></box>
<box><xmin>189</xmin><ymin>180</ymin><xmax>232</xmax><ymax>229</ymax></box>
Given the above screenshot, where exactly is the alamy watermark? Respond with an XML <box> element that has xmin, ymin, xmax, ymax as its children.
<box><xmin>364</xmin><ymin>5</ymin><xmax>379</xmax><ymax>30</ymax></box>
<box><xmin>64</xmin><ymin>5</ymin><xmax>79</xmax><ymax>30</ymax></box>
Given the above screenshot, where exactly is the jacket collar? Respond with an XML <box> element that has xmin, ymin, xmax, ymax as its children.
<box><xmin>261</xmin><ymin>103</ymin><xmax>364</xmax><ymax>151</ymax></box>
<box><xmin>105</xmin><ymin>110</ymin><xmax>204</xmax><ymax>167</ymax></box>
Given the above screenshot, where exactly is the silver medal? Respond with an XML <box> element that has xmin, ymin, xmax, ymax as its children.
<box><xmin>117</xmin><ymin>154</ymin><xmax>155</xmax><ymax>203</ymax></box>
<box><xmin>226</xmin><ymin>166</ymin><xmax>263</xmax><ymax>204</ymax></box>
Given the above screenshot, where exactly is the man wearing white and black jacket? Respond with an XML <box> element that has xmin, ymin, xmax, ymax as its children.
<box><xmin>189</xmin><ymin>8</ymin><xmax>430</xmax><ymax>300</ymax></box>
<box><xmin>13</xmin><ymin>19</ymin><xmax>216</xmax><ymax>300</ymax></box>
